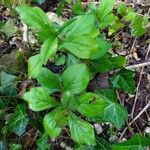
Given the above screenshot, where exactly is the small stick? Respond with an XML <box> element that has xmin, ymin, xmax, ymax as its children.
<box><xmin>119</xmin><ymin>101</ymin><xmax>150</xmax><ymax>140</ymax></box>
<box><xmin>130</xmin><ymin>44</ymin><xmax>150</xmax><ymax>118</ymax></box>
<box><xmin>125</xmin><ymin>61</ymin><xmax>150</xmax><ymax>69</ymax></box>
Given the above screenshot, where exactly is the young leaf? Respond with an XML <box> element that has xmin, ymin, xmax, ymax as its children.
<box><xmin>99</xmin><ymin>14</ymin><xmax>117</xmax><ymax>29</ymax></box>
<box><xmin>60</xmin><ymin>35</ymin><xmax>111</xmax><ymax>59</ymax></box>
<box><xmin>23</xmin><ymin>87</ymin><xmax>58</xmax><ymax>111</ymax></box>
<box><xmin>37</xmin><ymin>67</ymin><xmax>60</xmax><ymax>92</ymax></box>
<box><xmin>91</xmin><ymin>54</ymin><xmax>126</xmax><ymax>73</ymax></box>
<box><xmin>61</xmin><ymin>91</ymin><xmax>78</xmax><ymax>110</ymax></box>
<box><xmin>111</xmin><ymin>134</ymin><xmax>150</xmax><ymax>150</ymax></box>
<box><xmin>131</xmin><ymin>15</ymin><xmax>148</xmax><ymax>37</ymax></box>
<box><xmin>124</xmin><ymin>10</ymin><xmax>136</xmax><ymax>21</ymax></box>
<box><xmin>59</xmin><ymin>14</ymin><xmax>110</xmax><ymax>59</ymax></box>
<box><xmin>28</xmin><ymin>54</ymin><xmax>43</xmax><ymax>78</ymax></box>
<box><xmin>16</xmin><ymin>4</ymin><xmax>55</xmax><ymax>32</ymax></box>
<box><xmin>36</xmin><ymin>133</ymin><xmax>50</xmax><ymax>150</ymax></box>
<box><xmin>77</xmin><ymin>93</ymin><xmax>108</xmax><ymax>117</ymax></box>
<box><xmin>117</xmin><ymin>3</ymin><xmax>127</xmax><ymax>16</ymax></box>
<box><xmin>69</xmin><ymin>113</ymin><xmax>95</xmax><ymax>145</ymax></box>
<box><xmin>97</xmin><ymin>0</ymin><xmax>115</xmax><ymax>19</ymax></box>
<box><xmin>110</xmin><ymin>69</ymin><xmax>136</xmax><ymax>94</ymax></box>
<box><xmin>108</xmin><ymin>21</ymin><xmax>124</xmax><ymax>35</ymax></box>
<box><xmin>7</xmin><ymin>104</ymin><xmax>29</xmax><ymax>136</ymax></box>
<box><xmin>41</xmin><ymin>38</ymin><xmax>58</xmax><ymax>64</ymax></box>
<box><xmin>43</xmin><ymin>107</ymin><xmax>68</xmax><ymax>138</ymax></box>
<box><xmin>62</xmin><ymin>64</ymin><xmax>89</xmax><ymax>94</ymax></box>
<box><xmin>59</xmin><ymin>14</ymin><xmax>95</xmax><ymax>38</ymax></box>
<box><xmin>72</xmin><ymin>2</ymin><xmax>84</xmax><ymax>15</ymax></box>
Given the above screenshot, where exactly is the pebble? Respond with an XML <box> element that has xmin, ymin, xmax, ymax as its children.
<box><xmin>60</xmin><ymin>142</ymin><xmax>66</xmax><ymax>148</ymax></box>
<box><xmin>144</xmin><ymin>127</ymin><xmax>150</xmax><ymax>134</ymax></box>
<box><xmin>51</xmin><ymin>138</ymin><xmax>55</xmax><ymax>142</ymax></box>
<box><xmin>93</xmin><ymin>123</ymin><xmax>103</xmax><ymax>135</ymax></box>
<box><xmin>66</xmin><ymin>146</ymin><xmax>73</xmax><ymax>150</ymax></box>
<box><xmin>109</xmin><ymin>135</ymin><xmax>118</xmax><ymax>143</ymax></box>
<box><xmin>121</xmin><ymin>138</ymin><xmax>127</xmax><ymax>141</ymax></box>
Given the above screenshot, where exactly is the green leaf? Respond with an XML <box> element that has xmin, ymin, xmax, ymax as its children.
<box><xmin>67</xmin><ymin>54</ymin><xmax>80</xmax><ymax>67</ymax></box>
<box><xmin>77</xmin><ymin>93</ymin><xmax>107</xmax><ymax>117</ymax></box>
<box><xmin>61</xmin><ymin>91</ymin><xmax>78</xmax><ymax>110</ymax></box>
<box><xmin>28</xmin><ymin>54</ymin><xmax>43</xmax><ymax>78</ymax></box>
<box><xmin>131</xmin><ymin>15</ymin><xmax>148</xmax><ymax>37</ymax></box>
<box><xmin>60</xmin><ymin>35</ymin><xmax>110</xmax><ymax>60</ymax></box>
<box><xmin>23</xmin><ymin>87</ymin><xmax>58</xmax><ymax>111</ymax></box>
<box><xmin>43</xmin><ymin>107</ymin><xmax>68</xmax><ymax>138</ymax></box>
<box><xmin>16</xmin><ymin>4</ymin><xmax>55</xmax><ymax>33</ymax></box>
<box><xmin>59</xmin><ymin>14</ymin><xmax>95</xmax><ymax>38</ymax></box>
<box><xmin>117</xmin><ymin>3</ymin><xmax>127</xmax><ymax>16</ymax></box>
<box><xmin>37</xmin><ymin>28</ymin><xmax>56</xmax><ymax>43</ymax></box>
<box><xmin>102</xmin><ymin>103</ymin><xmax>128</xmax><ymax>129</ymax></box>
<box><xmin>72</xmin><ymin>3</ymin><xmax>84</xmax><ymax>15</ymax></box>
<box><xmin>55</xmin><ymin>55</ymin><xmax>66</xmax><ymax>65</ymax></box>
<box><xmin>59</xmin><ymin>14</ymin><xmax>111</xmax><ymax>59</ymax></box>
<box><xmin>96</xmin><ymin>137</ymin><xmax>112</xmax><ymax>150</ymax></box>
<box><xmin>0</xmin><ymin>71</ymin><xmax>17</xmax><ymax>86</ymax></box>
<box><xmin>37</xmin><ymin>67</ymin><xmax>60</xmax><ymax>92</ymax></box>
<box><xmin>108</xmin><ymin>21</ymin><xmax>124</xmax><ymax>35</ymax></box>
<box><xmin>96</xmin><ymin>89</ymin><xmax>116</xmax><ymax>102</ymax></box>
<box><xmin>69</xmin><ymin>113</ymin><xmax>95</xmax><ymax>145</ymax></box>
<box><xmin>99</xmin><ymin>14</ymin><xmax>117</xmax><ymax>29</ymax></box>
<box><xmin>97</xmin><ymin>0</ymin><xmax>115</xmax><ymax>19</ymax></box>
<box><xmin>94</xmin><ymin>89</ymin><xmax>128</xmax><ymax>129</ymax></box>
<box><xmin>91</xmin><ymin>54</ymin><xmax>126</xmax><ymax>73</ymax></box>
<box><xmin>62</xmin><ymin>64</ymin><xmax>89</xmax><ymax>94</ymax></box>
<box><xmin>41</xmin><ymin>38</ymin><xmax>58</xmax><ymax>64</ymax></box>
<box><xmin>110</xmin><ymin>69</ymin><xmax>136</xmax><ymax>94</ymax></box>
<box><xmin>74</xmin><ymin>137</ymin><xmax>111</xmax><ymax>150</ymax></box>
<box><xmin>2</xmin><ymin>0</ymin><xmax>14</xmax><ymax>10</ymax></box>
<box><xmin>111</xmin><ymin>134</ymin><xmax>150</xmax><ymax>150</ymax></box>
<box><xmin>9</xmin><ymin>143</ymin><xmax>22</xmax><ymax>150</ymax></box>
<box><xmin>36</xmin><ymin>133</ymin><xmax>50</xmax><ymax>150</ymax></box>
<box><xmin>0</xmin><ymin>72</ymin><xmax>18</xmax><ymax>96</ymax></box>
<box><xmin>7</xmin><ymin>104</ymin><xmax>29</xmax><ymax>136</ymax></box>
<box><xmin>0</xmin><ymin>19</ymin><xmax>17</xmax><ymax>37</ymax></box>
<box><xmin>124</xmin><ymin>10</ymin><xmax>136</xmax><ymax>21</ymax></box>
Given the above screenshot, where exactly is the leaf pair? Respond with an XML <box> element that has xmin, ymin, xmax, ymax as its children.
<box><xmin>36</xmin><ymin>63</ymin><xmax>89</xmax><ymax>94</ymax></box>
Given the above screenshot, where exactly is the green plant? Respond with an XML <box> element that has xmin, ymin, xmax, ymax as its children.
<box><xmin>15</xmin><ymin>0</ymin><xmax>150</xmax><ymax>148</ymax></box>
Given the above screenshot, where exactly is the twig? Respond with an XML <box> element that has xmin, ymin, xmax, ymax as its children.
<box><xmin>119</xmin><ymin>101</ymin><xmax>150</xmax><ymax>140</ymax></box>
<box><xmin>125</xmin><ymin>60</ymin><xmax>150</xmax><ymax>69</ymax></box>
<box><xmin>130</xmin><ymin>44</ymin><xmax>150</xmax><ymax>118</ymax></box>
